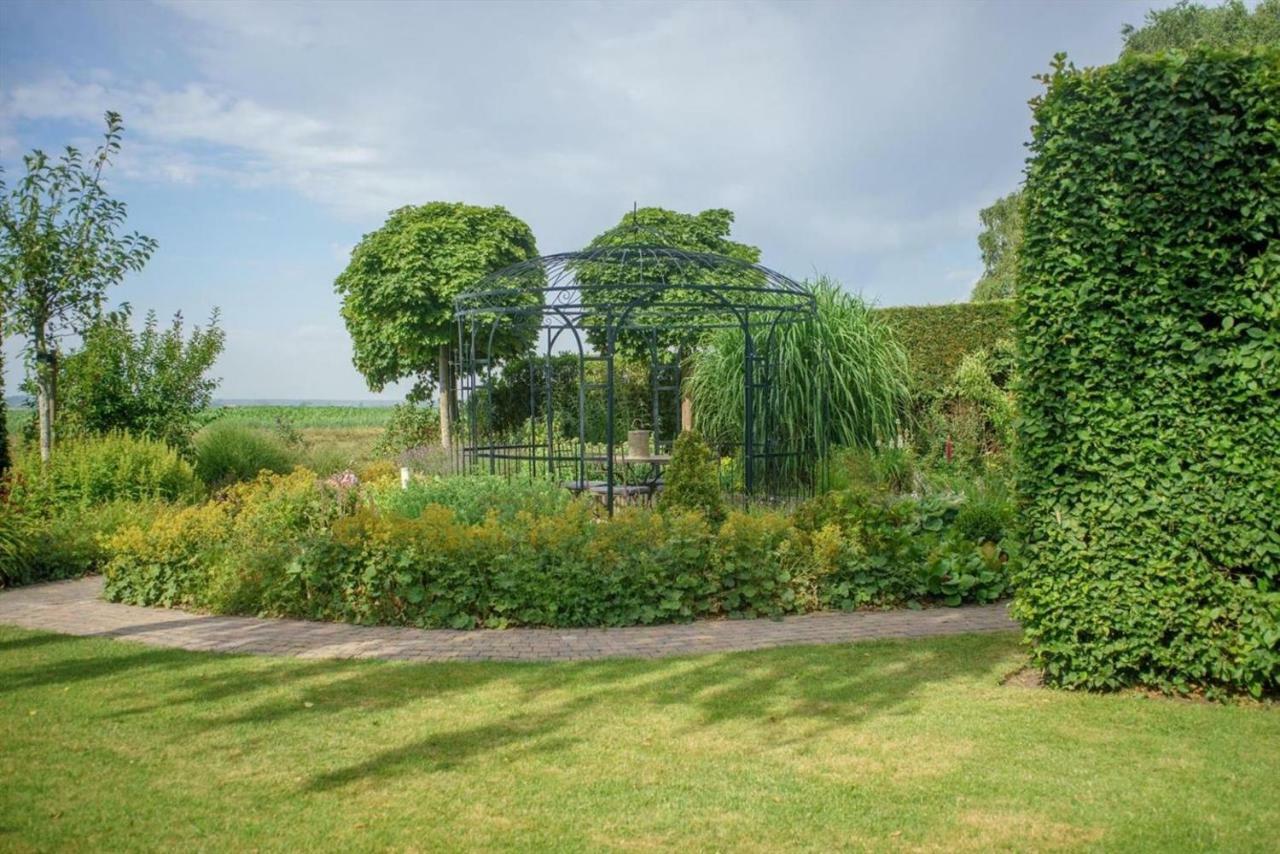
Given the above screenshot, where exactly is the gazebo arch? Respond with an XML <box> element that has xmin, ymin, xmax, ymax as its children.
<box><xmin>452</xmin><ymin>234</ymin><xmax>821</xmax><ymax>513</ymax></box>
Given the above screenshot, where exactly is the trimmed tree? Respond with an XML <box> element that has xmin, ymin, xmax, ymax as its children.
<box><xmin>1015</xmin><ymin>50</ymin><xmax>1280</xmax><ymax>697</ymax></box>
<box><xmin>0</xmin><ymin>112</ymin><xmax>156</xmax><ymax>461</ymax></box>
<box><xmin>334</xmin><ymin>203</ymin><xmax>539</xmax><ymax>449</ymax></box>
<box><xmin>578</xmin><ymin>207</ymin><xmax>760</xmax><ymax>356</ymax></box>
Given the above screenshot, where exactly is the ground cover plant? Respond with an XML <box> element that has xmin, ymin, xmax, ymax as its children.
<box><xmin>1</xmin><ymin>626</ymin><xmax>1277</xmax><ymax>852</ymax></box>
<box><xmin>0</xmin><ymin>433</ymin><xmax>197</xmax><ymax>586</ymax></box>
<box><xmin>102</xmin><ymin>441</ymin><xmax>1015</xmax><ymax>628</ymax></box>
<box><xmin>1016</xmin><ymin>49</ymin><xmax>1280</xmax><ymax>698</ymax></box>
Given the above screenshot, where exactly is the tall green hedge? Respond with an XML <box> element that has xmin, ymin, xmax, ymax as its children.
<box><xmin>1015</xmin><ymin>50</ymin><xmax>1280</xmax><ymax>697</ymax></box>
<box><xmin>876</xmin><ymin>301</ymin><xmax>1014</xmax><ymax>396</ymax></box>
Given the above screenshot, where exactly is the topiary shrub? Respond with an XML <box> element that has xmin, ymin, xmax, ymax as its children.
<box><xmin>659</xmin><ymin>430</ymin><xmax>724</xmax><ymax>523</ymax></box>
<box><xmin>1015</xmin><ymin>49</ymin><xmax>1280</xmax><ymax>698</ymax></box>
<box><xmin>194</xmin><ymin>423</ymin><xmax>296</xmax><ymax>488</ymax></box>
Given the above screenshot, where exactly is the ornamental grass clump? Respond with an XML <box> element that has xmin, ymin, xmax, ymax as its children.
<box><xmin>688</xmin><ymin>275</ymin><xmax>909</xmax><ymax>456</ymax></box>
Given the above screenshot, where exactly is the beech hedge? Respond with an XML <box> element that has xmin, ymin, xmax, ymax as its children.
<box><xmin>1014</xmin><ymin>50</ymin><xmax>1280</xmax><ymax>697</ymax></box>
<box><xmin>876</xmin><ymin>301</ymin><xmax>1014</xmax><ymax>396</ymax></box>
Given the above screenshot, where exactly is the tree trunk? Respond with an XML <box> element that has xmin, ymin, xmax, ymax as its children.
<box><xmin>34</xmin><ymin>326</ymin><xmax>56</xmax><ymax>463</ymax></box>
<box><xmin>438</xmin><ymin>344</ymin><xmax>453</xmax><ymax>451</ymax></box>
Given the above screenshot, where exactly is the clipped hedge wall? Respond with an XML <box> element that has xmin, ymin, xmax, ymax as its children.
<box><xmin>1015</xmin><ymin>50</ymin><xmax>1280</xmax><ymax>697</ymax></box>
<box><xmin>876</xmin><ymin>301</ymin><xmax>1014</xmax><ymax>395</ymax></box>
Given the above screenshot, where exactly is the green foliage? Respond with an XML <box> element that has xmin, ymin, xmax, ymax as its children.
<box><xmin>372</xmin><ymin>403</ymin><xmax>440</xmax><ymax>455</ymax></box>
<box><xmin>659</xmin><ymin>431</ymin><xmax>724</xmax><ymax>523</ymax></box>
<box><xmin>104</xmin><ymin>465</ymin><xmax>1015</xmax><ymax>628</ymax></box>
<box><xmin>875</xmin><ymin>301</ymin><xmax>1015</xmax><ymax>397</ymax></box>
<box><xmin>579</xmin><ymin>207</ymin><xmax>760</xmax><ymax>355</ymax></box>
<box><xmin>486</xmin><ymin>353</ymin><xmax>654</xmax><ymax>444</ymax></box>
<box><xmin>0</xmin><ymin>112</ymin><xmax>156</xmax><ymax>459</ymax></box>
<box><xmin>1122</xmin><ymin>0</ymin><xmax>1280</xmax><ymax>55</ymax></box>
<box><xmin>933</xmin><ymin>342</ymin><xmax>1017</xmax><ymax>467</ymax></box>
<box><xmin>55</xmin><ymin>305</ymin><xmax>224</xmax><ymax>455</ymax></box>
<box><xmin>826</xmin><ymin>447</ymin><xmax>918</xmax><ymax>495</ymax></box>
<box><xmin>795</xmin><ymin>488</ymin><xmax>1011</xmax><ymax>610</ymax></box>
<box><xmin>211</xmin><ymin>405</ymin><xmax>395</xmax><ymax>429</ymax></box>
<box><xmin>690</xmin><ymin>276</ymin><xmax>909</xmax><ymax>462</ymax></box>
<box><xmin>5</xmin><ymin>432</ymin><xmax>200</xmax><ymax>512</ymax></box>
<box><xmin>194</xmin><ymin>423</ymin><xmax>296</xmax><ymax>488</ymax></box>
<box><xmin>334</xmin><ymin>202</ymin><xmax>539</xmax><ymax>401</ymax></box>
<box><xmin>372</xmin><ymin>474</ymin><xmax>571</xmax><ymax>525</ymax></box>
<box><xmin>970</xmin><ymin>190</ymin><xmax>1025</xmax><ymax>301</ymax></box>
<box><xmin>1016</xmin><ymin>50</ymin><xmax>1280</xmax><ymax>697</ymax></box>
<box><xmin>103</xmin><ymin>470</ymin><xmax>344</xmax><ymax>610</ymax></box>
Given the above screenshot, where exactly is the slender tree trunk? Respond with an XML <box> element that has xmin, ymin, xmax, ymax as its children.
<box><xmin>438</xmin><ymin>344</ymin><xmax>453</xmax><ymax>451</ymax></box>
<box><xmin>34</xmin><ymin>326</ymin><xmax>56</xmax><ymax>463</ymax></box>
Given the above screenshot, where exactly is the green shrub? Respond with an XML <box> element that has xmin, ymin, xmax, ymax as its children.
<box><xmin>194</xmin><ymin>423</ymin><xmax>296</xmax><ymax>488</ymax></box>
<box><xmin>713</xmin><ymin>510</ymin><xmax>810</xmax><ymax>618</ymax></box>
<box><xmin>372</xmin><ymin>403</ymin><xmax>440</xmax><ymax>455</ymax></box>
<box><xmin>257</xmin><ymin>502</ymin><xmax>718</xmax><ymax>629</ymax></box>
<box><xmin>6</xmin><ymin>433</ymin><xmax>200</xmax><ymax>512</ymax></box>
<box><xmin>104</xmin><ymin>470</ymin><xmax>345</xmax><ymax>610</ymax></box>
<box><xmin>104</xmin><ymin>470</ymin><xmax>1016</xmax><ymax>627</ymax></box>
<box><xmin>372</xmin><ymin>474</ymin><xmax>571</xmax><ymax>524</ymax></box>
<box><xmin>659</xmin><ymin>431</ymin><xmax>724</xmax><ymax>523</ymax></box>
<box><xmin>3</xmin><ymin>500</ymin><xmax>168</xmax><ymax>588</ymax></box>
<box><xmin>953</xmin><ymin>490</ymin><xmax>1012</xmax><ymax>545</ymax></box>
<box><xmin>1016</xmin><ymin>50</ymin><xmax>1280</xmax><ymax>697</ymax></box>
<box><xmin>0</xmin><ymin>504</ymin><xmax>30</xmax><ymax>584</ymax></box>
<box><xmin>921</xmin><ymin>535</ymin><xmax>1009</xmax><ymax>606</ymax></box>
<box><xmin>826</xmin><ymin>447</ymin><xmax>918</xmax><ymax>495</ymax></box>
<box><xmin>876</xmin><ymin>301</ymin><xmax>1015</xmax><ymax>397</ymax></box>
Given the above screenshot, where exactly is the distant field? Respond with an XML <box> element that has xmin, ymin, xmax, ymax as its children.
<box><xmin>209</xmin><ymin>404</ymin><xmax>397</xmax><ymax>429</ymax></box>
<box><xmin>5</xmin><ymin>407</ymin><xmax>32</xmax><ymax>437</ymax></box>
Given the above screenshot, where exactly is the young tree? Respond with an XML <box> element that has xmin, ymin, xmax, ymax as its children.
<box><xmin>1121</xmin><ymin>0</ymin><xmax>1280</xmax><ymax>55</ymax></box>
<box><xmin>55</xmin><ymin>305</ymin><xmax>225</xmax><ymax>455</ymax></box>
<box><xmin>334</xmin><ymin>202</ymin><xmax>539</xmax><ymax>449</ymax></box>
<box><xmin>0</xmin><ymin>112</ymin><xmax>156</xmax><ymax>461</ymax></box>
<box><xmin>970</xmin><ymin>191</ymin><xmax>1024</xmax><ymax>302</ymax></box>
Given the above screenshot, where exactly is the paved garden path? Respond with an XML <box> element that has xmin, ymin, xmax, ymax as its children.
<box><xmin>0</xmin><ymin>577</ymin><xmax>1019</xmax><ymax>663</ymax></box>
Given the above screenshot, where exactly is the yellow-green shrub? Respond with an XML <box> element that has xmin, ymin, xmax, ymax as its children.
<box><xmin>7</xmin><ymin>432</ymin><xmax>201</xmax><ymax>513</ymax></box>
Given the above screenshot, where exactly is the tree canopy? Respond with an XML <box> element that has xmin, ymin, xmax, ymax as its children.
<box><xmin>1122</xmin><ymin>0</ymin><xmax>1280</xmax><ymax>55</ymax></box>
<box><xmin>970</xmin><ymin>191</ymin><xmax>1024</xmax><ymax>302</ymax></box>
<box><xmin>577</xmin><ymin>207</ymin><xmax>760</xmax><ymax>355</ymax></box>
<box><xmin>334</xmin><ymin>202</ymin><xmax>540</xmax><ymax>401</ymax></box>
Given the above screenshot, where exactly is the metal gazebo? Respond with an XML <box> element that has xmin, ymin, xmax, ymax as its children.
<box><xmin>452</xmin><ymin>237</ymin><xmax>820</xmax><ymax>513</ymax></box>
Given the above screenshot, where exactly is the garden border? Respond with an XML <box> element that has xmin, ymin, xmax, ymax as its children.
<box><xmin>0</xmin><ymin>577</ymin><xmax>1018</xmax><ymax>662</ymax></box>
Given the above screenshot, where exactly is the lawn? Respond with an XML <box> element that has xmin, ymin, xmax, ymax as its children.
<box><xmin>1</xmin><ymin>628</ymin><xmax>1276</xmax><ymax>851</ymax></box>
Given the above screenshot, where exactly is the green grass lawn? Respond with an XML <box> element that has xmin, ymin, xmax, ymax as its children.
<box><xmin>1</xmin><ymin>627</ymin><xmax>1276</xmax><ymax>852</ymax></box>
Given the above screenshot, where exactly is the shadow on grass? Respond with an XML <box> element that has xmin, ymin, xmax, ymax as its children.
<box><xmin>0</xmin><ymin>625</ymin><xmax>1018</xmax><ymax>793</ymax></box>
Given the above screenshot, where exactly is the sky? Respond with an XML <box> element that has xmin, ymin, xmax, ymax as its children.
<box><xmin>0</xmin><ymin>0</ymin><xmax>1177</xmax><ymax>400</ymax></box>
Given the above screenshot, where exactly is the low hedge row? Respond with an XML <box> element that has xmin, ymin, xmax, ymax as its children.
<box><xmin>102</xmin><ymin>471</ymin><xmax>1013</xmax><ymax>629</ymax></box>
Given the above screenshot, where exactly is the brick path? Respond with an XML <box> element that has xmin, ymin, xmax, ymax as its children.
<box><xmin>0</xmin><ymin>577</ymin><xmax>1019</xmax><ymax>663</ymax></box>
